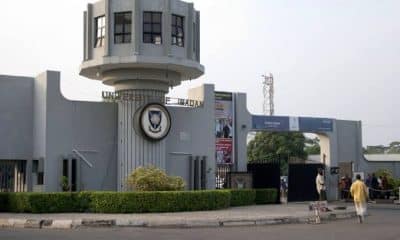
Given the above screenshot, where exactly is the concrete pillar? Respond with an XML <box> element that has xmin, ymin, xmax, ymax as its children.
<box><xmin>117</xmin><ymin>89</ymin><xmax>167</xmax><ymax>191</ymax></box>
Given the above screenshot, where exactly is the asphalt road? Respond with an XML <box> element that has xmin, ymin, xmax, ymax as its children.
<box><xmin>1</xmin><ymin>208</ymin><xmax>400</xmax><ymax>240</ymax></box>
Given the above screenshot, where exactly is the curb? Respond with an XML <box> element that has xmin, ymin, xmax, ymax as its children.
<box><xmin>0</xmin><ymin>211</ymin><xmax>356</xmax><ymax>229</ymax></box>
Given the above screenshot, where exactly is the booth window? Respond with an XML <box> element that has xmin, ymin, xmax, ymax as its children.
<box><xmin>172</xmin><ymin>14</ymin><xmax>184</xmax><ymax>47</ymax></box>
<box><xmin>143</xmin><ymin>12</ymin><xmax>162</xmax><ymax>44</ymax></box>
<box><xmin>95</xmin><ymin>15</ymin><xmax>106</xmax><ymax>47</ymax></box>
<box><xmin>115</xmin><ymin>12</ymin><xmax>132</xmax><ymax>44</ymax></box>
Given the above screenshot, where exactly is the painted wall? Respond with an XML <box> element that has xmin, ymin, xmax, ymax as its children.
<box><xmin>0</xmin><ymin>75</ymin><xmax>33</xmax><ymax>160</ymax></box>
<box><xmin>35</xmin><ymin>71</ymin><xmax>118</xmax><ymax>192</ymax></box>
<box><xmin>165</xmin><ymin>84</ymin><xmax>216</xmax><ymax>189</ymax></box>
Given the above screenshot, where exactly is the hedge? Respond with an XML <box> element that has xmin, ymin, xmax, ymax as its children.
<box><xmin>255</xmin><ymin>189</ymin><xmax>278</xmax><ymax>204</ymax></box>
<box><xmin>229</xmin><ymin>189</ymin><xmax>256</xmax><ymax>206</ymax></box>
<box><xmin>0</xmin><ymin>193</ymin><xmax>8</xmax><ymax>212</ymax></box>
<box><xmin>0</xmin><ymin>189</ymin><xmax>277</xmax><ymax>213</ymax></box>
<box><xmin>229</xmin><ymin>189</ymin><xmax>277</xmax><ymax>206</ymax></box>
<box><xmin>86</xmin><ymin>191</ymin><xmax>231</xmax><ymax>213</ymax></box>
<box><xmin>0</xmin><ymin>190</ymin><xmax>231</xmax><ymax>214</ymax></box>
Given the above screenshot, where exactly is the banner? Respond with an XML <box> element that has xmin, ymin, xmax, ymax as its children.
<box><xmin>215</xmin><ymin>92</ymin><xmax>234</xmax><ymax>165</ymax></box>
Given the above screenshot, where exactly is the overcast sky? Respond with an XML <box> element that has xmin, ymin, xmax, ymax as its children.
<box><xmin>0</xmin><ymin>0</ymin><xmax>398</xmax><ymax>146</ymax></box>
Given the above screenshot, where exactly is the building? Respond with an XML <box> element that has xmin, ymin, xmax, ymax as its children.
<box><xmin>0</xmin><ymin>0</ymin><xmax>368</xmax><ymax>200</ymax></box>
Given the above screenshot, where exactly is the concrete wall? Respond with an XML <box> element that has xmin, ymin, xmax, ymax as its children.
<box><xmin>318</xmin><ymin>120</ymin><xmax>364</xmax><ymax>200</ymax></box>
<box><xmin>165</xmin><ymin>84</ymin><xmax>216</xmax><ymax>189</ymax></box>
<box><xmin>35</xmin><ymin>71</ymin><xmax>118</xmax><ymax>192</ymax></box>
<box><xmin>234</xmin><ymin>93</ymin><xmax>252</xmax><ymax>172</ymax></box>
<box><xmin>0</xmin><ymin>75</ymin><xmax>33</xmax><ymax>160</ymax></box>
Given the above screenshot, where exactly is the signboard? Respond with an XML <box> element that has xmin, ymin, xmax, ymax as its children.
<box><xmin>251</xmin><ymin>115</ymin><xmax>333</xmax><ymax>133</ymax></box>
<box><xmin>102</xmin><ymin>91</ymin><xmax>204</xmax><ymax>108</ymax></box>
<box><xmin>252</xmin><ymin>115</ymin><xmax>289</xmax><ymax>131</ymax></box>
<box><xmin>298</xmin><ymin>117</ymin><xmax>333</xmax><ymax>132</ymax></box>
<box><xmin>215</xmin><ymin>92</ymin><xmax>234</xmax><ymax>165</ymax></box>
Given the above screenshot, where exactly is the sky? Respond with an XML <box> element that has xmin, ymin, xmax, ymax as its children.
<box><xmin>0</xmin><ymin>0</ymin><xmax>399</xmax><ymax>146</ymax></box>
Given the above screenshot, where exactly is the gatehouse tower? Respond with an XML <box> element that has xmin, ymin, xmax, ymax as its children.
<box><xmin>79</xmin><ymin>0</ymin><xmax>204</xmax><ymax>190</ymax></box>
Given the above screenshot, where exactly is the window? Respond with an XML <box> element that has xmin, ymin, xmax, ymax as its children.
<box><xmin>172</xmin><ymin>14</ymin><xmax>184</xmax><ymax>47</ymax></box>
<box><xmin>143</xmin><ymin>12</ymin><xmax>162</xmax><ymax>44</ymax></box>
<box><xmin>95</xmin><ymin>15</ymin><xmax>106</xmax><ymax>47</ymax></box>
<box><xmin>114</xmin><ymin>12</ymin><xmax>132</xmax><ymax>44</ymax></box>
<box><xmin>193</xmin><ymin>22</ymin><xmax>196</xmax><ymax>52</ymax></box>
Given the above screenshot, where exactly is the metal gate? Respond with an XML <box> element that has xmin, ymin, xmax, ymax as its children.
<box><xmin>287</xmin><ymin>163</ymin><xmax>324</xmax><ymax>202</ymax></box>
<box><xmin>247</xmin><ymin>160</ymin><xmax>281</xmax><ymax>203</ymax></box>
<box><xmin>216</xmin><ymin>164</ymin><xmax>232</xmax><ymax>189</ymax></box>
<box><xmin>0</xmin><ymin>160</ymin><xmax>26</xmax><ymax>192</ymax></box>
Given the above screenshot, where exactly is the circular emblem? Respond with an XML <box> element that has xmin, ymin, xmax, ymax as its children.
<box><xmin>139</xmin><ymin>103</ymin><xmax>171</xmax><ymax>141</ymax></box>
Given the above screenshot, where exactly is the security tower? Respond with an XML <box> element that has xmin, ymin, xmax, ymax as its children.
<box><xmin>80</xmin><ymin>0</ymin><xmax>204</xmax><ymax>190</ymax></box>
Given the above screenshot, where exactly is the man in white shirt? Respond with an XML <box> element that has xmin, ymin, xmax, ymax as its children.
<box><xmin>316</xmin><ymin>168</ymin><xmax>327</xmax><ymax>201</ymax></box>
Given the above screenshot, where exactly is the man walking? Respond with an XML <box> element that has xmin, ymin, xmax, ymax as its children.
<box><xmin>350</xmin><ymin>174</ymin><xmax>369</xmax><ymax>223</ymax></box>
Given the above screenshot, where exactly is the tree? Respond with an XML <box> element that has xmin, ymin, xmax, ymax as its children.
<box><xmin>388</xmin><ymin>141</ymin><xmax>400</xmax><ymax>154</ymax></box>
<box><xmin>304</xmin><ymin>137</ymin><xmax>321</xmax><ymax>155</ymax></box>
<box><xmin>247</xmin><ymin>132</ymin><xmax>307</xmax><ymax>174</ymax></box>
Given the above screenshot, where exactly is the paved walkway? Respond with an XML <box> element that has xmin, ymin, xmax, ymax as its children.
<box><xmin>0</xmin><ymin>202</ymin><xmax>356</xmax><ymax>229</ymax></box>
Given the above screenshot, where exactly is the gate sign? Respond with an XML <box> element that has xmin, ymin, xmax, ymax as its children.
<box><xmin>252</xmin><ymin>116</ymin><xmax>289</xmax><ymax>131</ymax></box>
<box><xmin>298</xmin><ymin>117</ymin><xmax>333</xmax><ymax>132</ymax></box>
<box><xmin>252</xmin><ymin>115</ymin><xmax>333</xmax><ymax>132</ymax></box>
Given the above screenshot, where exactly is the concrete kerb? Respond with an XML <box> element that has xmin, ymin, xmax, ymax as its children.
<box><xmin>0</xmin><ymin>210</ymin><xmax>357</xmax><ymax>229</ymax></box>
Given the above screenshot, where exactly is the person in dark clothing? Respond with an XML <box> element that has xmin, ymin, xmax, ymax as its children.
<box><xmin>365</xmin><ymin>173</ymin><xmax>372</xmax><ymax>200</ymax></box>
<box><xmin>370</xmin><ymin>173</ymin><xmax>379</xmax><ymax>200</ymax></box>
<box><xmin>222</xmin><ymin>124</ymin><xmax>230</xmax><ymax>138</ymax></box>
<box><xmin>344</xmin><ymin>175</ymin><xmax>352</xmax><ymax>199</ymax></box>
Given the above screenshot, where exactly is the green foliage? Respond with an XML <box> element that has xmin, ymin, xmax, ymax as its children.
<box><xmin>228</xmin><ymin>189</ymin><xmax>277</xmax><ymax>206</ymax></box>
<box><xmin>6</xmin><ymin>193</ymin><xmax>80</xmax><ymax>213</ymax></box>
<box><xmin>0</xmin><ymin>189</ymin><xmax>279</xmax><ymax>213</ymax></box>
<box><xmin>304</xmin><ymin>137</ymin><xmax>320</xmax><ymax>155</ymax></box>
<box><xmin>0</xmin><ymin>193</ymin><xmax>9</xmax><ymax>212</ymax></box>
<box><xmin>255</xmin><ymin>189</ymin><xmax>278</xmax><ymax>204</ymax></box>
<box><xmin>126</xmin><ymin>166</ymin><xmax>185</xmax><ymax>191</ymax></box>
<box><xmin>388</xmin><ymin>141</ymin><xmax>400</xmax><ymax>154</ymax></box>
<box><xmin>60</xmin><ymin>176</ymin><xmax>70</xmax><ymax>192</ymax></box>
<box><xmin>374</xmin><ymin>169</ymin><xmax>397</xmax><ymax>189</ymax></box>
<box><xmin>247</xmin><ymin>132</ymin><xmax>307</xmax><ymax>174</ymax></box>
<box><xmin>229</xmin><ymin>189</ymin><xmax>256</xmax><ymax>206</ymax></box>
<box><xmin>0</xmin><ymin>190</ymin><xmax>231</xmax><ymax>213</ymax></box>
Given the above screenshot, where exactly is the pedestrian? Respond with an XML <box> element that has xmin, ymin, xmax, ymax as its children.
<box><xmin>344</xmin><ymin>174</ymin><xmax>352</xmax><ymax>199</ymax></box>
<box><xmin>365</xmin><ymin>173</ymin><xmax>372</xmax><ymax>200</ymax></box>
<box><xmin>339</xmin><ymin>177</ymin><xmax>346</xmax><ymax>200</ymax></box>
<box><xmin>350</xmin><ymin>174</ymin><xmax>369</xmax><ymax>223</ymax></box>
<box><xmin>371</xmin><ymin>173</ymin><xmax>379</xmax><ymax>200</ymax></box>
<box><xmin>365</xmin><ymin>173</ymin><xmax>372</xmax><ymax>188</ymax></box>
<box><xmin>315</xmin><ymin>168</ymin><xmax>326</xmax><ymax>201</ymax></box>
<box><xmin>280</xmin><ymin>178</ymin><xmax>288</xmax><ymax>200</ymax></box>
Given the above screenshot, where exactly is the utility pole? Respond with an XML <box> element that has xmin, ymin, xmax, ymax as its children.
<box><xmin>262</xmin><ymin>73</ymin><xmax>274</xmax><ymax>116</ymax></box>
